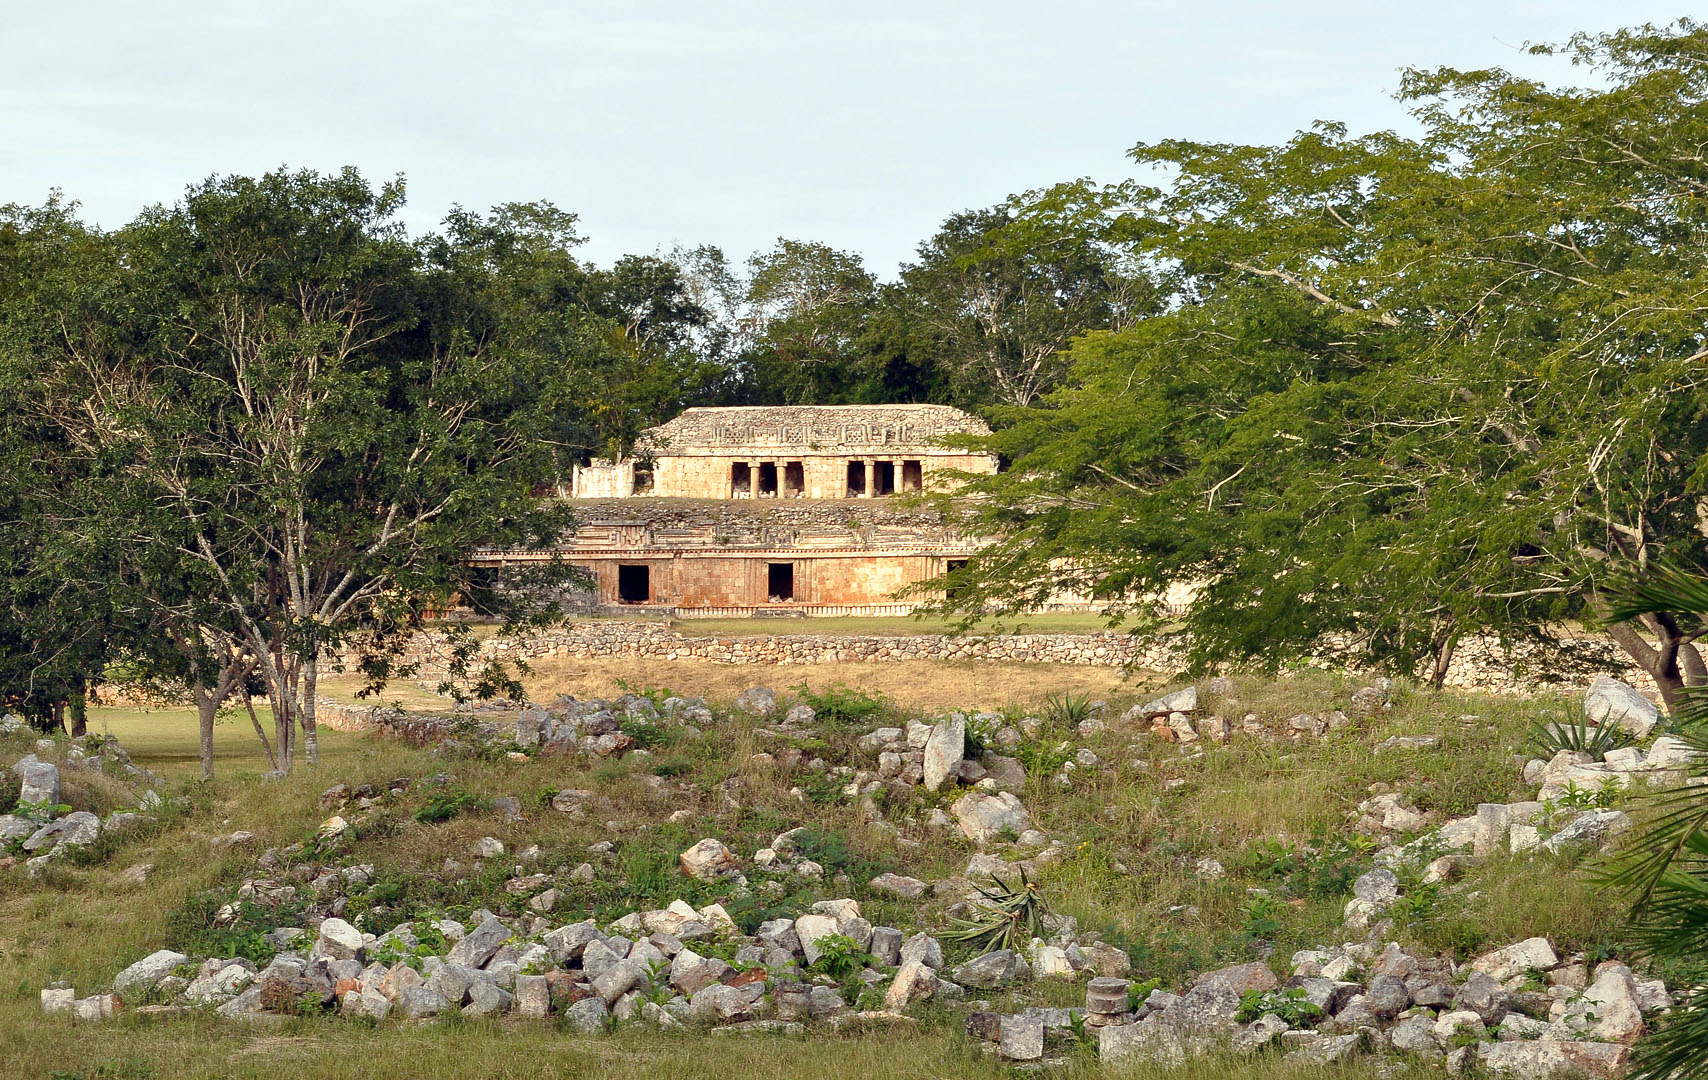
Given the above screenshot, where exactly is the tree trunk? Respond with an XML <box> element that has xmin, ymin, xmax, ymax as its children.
<box><xmin>1428</xmin><ymin>635</ymin><xmax>1458</xmax><ymax>690</ymax></box>
<box><xmin>50</xmin><ymin>700</ymin><xmax>66</xmax><ymax>735</ymax></box>
<box><xmin>243</xmin><ymin>692</ymin><xmax>278</xmax><ymax>773</ymax></box>
<box><xmin>301</xmin><ymin>654</ymin><xmax>320</xmax><ymax>767</ymax></box>
<box><xmin>1681</xmin><ymin>641</ymin><xmax>1707</xmax><ymax>687</ymax></box>
<box><xmin>197</xmin><ymin>688</ymin><xmax>217</xmax><ymax>782</ymax></box>
<box><xmin>68</xmin><ymin>694</ymin><xmax>87</xmax><ymax>739</ymax></box>
<box><xmin>1603</xmin><ymin>616</ymin><xmax>1687</xmax><ymax>713</ymax></box>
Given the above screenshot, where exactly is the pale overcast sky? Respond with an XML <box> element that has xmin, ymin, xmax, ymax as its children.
<box><xmin>1</xmin><ymin>2</ymin><xmax>1685</xmax><ymax>275</ymax></box>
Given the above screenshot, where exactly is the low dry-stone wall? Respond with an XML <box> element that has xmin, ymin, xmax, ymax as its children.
<box><xmin>338</xmin><ymin>622</ymin><xmax>1651</xmax><ymax>696</ymax></box>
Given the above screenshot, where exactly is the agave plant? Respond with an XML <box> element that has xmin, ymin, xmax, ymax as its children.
<box><xmin>1603</xmin><ymin>565</ymin><xmax>1708</xmax><ymax>1080</ymax></box>
<box><xmin>1524</xmin><ymin>710</ymin><xmax>1633</xmax><ymax>762</ymax></box>
<box><xmin>1044</xmin><ymin>691</ymin><xmax>1094</xmax><ymax>727</ymax></box>
<box><xmin>944</xmin><ymin>870</ymin><xmax>1052</xmax><ymax>953</ymax></box>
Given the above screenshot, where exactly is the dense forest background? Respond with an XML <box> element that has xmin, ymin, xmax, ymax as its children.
<box><xmin>3</xmin><ymin>20</ymin><xmax>1708</xmax><ymax>760</ymax></box>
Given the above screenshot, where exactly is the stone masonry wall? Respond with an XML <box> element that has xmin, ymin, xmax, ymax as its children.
<box><xmin>340</xmin><ymin>622</ymin><xmax>1653</xmax><ymax>697</ymax></box>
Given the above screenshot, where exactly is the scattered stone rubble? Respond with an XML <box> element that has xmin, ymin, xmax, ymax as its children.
<box><xmin>23</xmin><ymin>675</ymin><xmax>1692</xmax><ymax>1078</ymax></box>
<box><xmin>1</xmin><ymin>722</ymin><xmax>162</xmax><ymax>877</ymax></box>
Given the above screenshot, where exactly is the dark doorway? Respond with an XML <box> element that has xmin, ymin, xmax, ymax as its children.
<box><xmin>845</xmin><ymin>460</ymin><xmax>866</xmax><ymax>497</ymax></box>
<box><xmin>945</xmin><ymin>559</ymin><xmax>968</xmax><ymax>601</ymax></box>
<box><xmin>758</xmin><ymin>461</ymin><xmax>778</xmax><ymax>496</ymax></box>
<box><xmin>783</xmin><ymin>461</ymin><xmax>805</xmax><ymax>497</ymax></box>
<box><xmin>873</xmin><ymin>460</ymin><xmax>895</xmax><ymax>496</ymax></box>
<box><xmin>901</xmin><ymin>460</ymin><xmax>922</xmax><ymax>492</ymax></box>
<box><xmin>731</xmin><ymin>462</ymin><xmax>751</xmax><ymax>497</ymax></box>
<box><xmin>617</xmin><ymin>564</ymin><xmax>650</xmax><ymax>604</ymax></box>
<box><xmin>767</xmin><ymin>562</ymin><xmax>794</xmax><ymax>602</ymax></box>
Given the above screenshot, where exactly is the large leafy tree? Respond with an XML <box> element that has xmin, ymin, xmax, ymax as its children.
<box><xmin>899</xmin><ymin>188</ymin><xmax>1160</xmax><ymax>408</ymax></box>
<box><xmin>15</xmin><ymin>169</ymin><xmax>592</xmax><ymax>773</ymax></box>
<box><xmin>931</xmin><ymin>21</ymin><xmax>1708</xmax><ymax>701</ymax></box>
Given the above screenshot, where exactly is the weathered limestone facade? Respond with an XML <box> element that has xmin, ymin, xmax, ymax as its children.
<box><xmin>577</xmin><ymin>404</ymin><xmax>997</xmax><ymax>500</ymax></box>
<box><xmin>476</xmin><ymin>405</ymin><xmax>1000</xmax><ymax>617</ymax></box>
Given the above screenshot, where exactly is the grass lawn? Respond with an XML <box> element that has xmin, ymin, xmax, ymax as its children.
<box><xmin>0</xmin><ymin>666</ymin><xmax>1618</xmax><ymax>1080</ymax></box>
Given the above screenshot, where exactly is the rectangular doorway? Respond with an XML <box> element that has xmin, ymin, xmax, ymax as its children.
<box><xmin>945</xmin><ymin>558</ymin><xmax>968</xmax><ymax>601</ymax></box>
<box><xmin>767</xmin><ymin>562</ymin><xmax>794</xmax><ymax>602</ymax></box>
<box><xmin>873</xmin><ymin>460</ymin><xmax>895</xmax><ymax>496</ymax></box>
<box><xmin>731</xmin><ymin>462</ymin><xmax>751</xmax><ymax>497</ymax></box>
<box><xmin>758</xmin><ymin>461</ymin><xmax>778</xmax><ymax>497</ymax></box>
<box><xmin>783</xmin><ymin>461</ymin><xmax>805</xmax><ymax>497</ymax></box>
<box><xmin>617</xmin><ymin>564</ymin><xmax>650</xmax><ymax>604</ymax></box>
<box><xmin>845</xmin><ymin>460</ymin><xmax>866</xmax><ymax>497</ymax></box>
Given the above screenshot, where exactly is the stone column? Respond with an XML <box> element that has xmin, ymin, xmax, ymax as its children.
<box><xmin>865</xmin><ymin>458</ymin><xmax>876</xmax><ymax>498</ymax></box>
<box><xmin>748</xmin><ymin>461</ymin><xmax>759</xmax><ymax>498</ymax></box>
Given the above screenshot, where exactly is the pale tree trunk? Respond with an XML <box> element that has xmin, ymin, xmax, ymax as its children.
<box><xmin>243</xmin><ymin>691</ymin><xmax>277</xmax><ymax>773</ymax></box>
<box><xmin>1428</xmin><ymin>635</ymin><xmax>1458</xmax><ymax>690</ymax></box>
<box><xmin>300</xmin><ymin>653</ymin><xmax>319</xmax><ymax>766</ymax></box>
<box><xmin>1599</xmin><ymin>605</ymin><xmax>1695</xmax><ymax>714</ymax></box>
<box><xmin>195</xmin><ymin>687</ymin><xmax>218</xmax><ymax>782</ymax></box>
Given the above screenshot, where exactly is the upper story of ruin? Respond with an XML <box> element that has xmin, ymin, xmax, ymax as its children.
<box><xmin>573</xmin><ymin>404</ymin><xmax>998</xmax><ymax>500</ymax></box>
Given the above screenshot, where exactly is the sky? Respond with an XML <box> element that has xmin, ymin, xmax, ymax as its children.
<box><xmin>1</xmin><ymin>2</ymin><xmax>1688</xmax><ymax>276</ymax></box>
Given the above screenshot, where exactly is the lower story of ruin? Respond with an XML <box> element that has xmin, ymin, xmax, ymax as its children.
<box><xmin>474</xmin><ymin>547</ymin><xmax>978</xmax><ymax>617</ymax></box>
<box><xmin>468</xmin><ymin>497</ymin><xmax>1114</xmax><ymax>618</ymax></box>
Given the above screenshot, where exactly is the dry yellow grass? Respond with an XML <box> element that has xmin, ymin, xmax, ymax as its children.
<box><xmin>521</xmin><ymin>655</ymin><xmax>1158</xmax><ymax>714</ymax></box>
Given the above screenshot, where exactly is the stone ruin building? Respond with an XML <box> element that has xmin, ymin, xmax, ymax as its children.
<box><xmin>471</xmin><ymin>405</ymin><xmax>1003</xmax><ymax>617</ymax></box>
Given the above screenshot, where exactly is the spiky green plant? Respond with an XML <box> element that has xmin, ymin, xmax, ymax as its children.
<box><xmin>1604</xmin><ymin>566</ymin><xmax>1708</xmax><ymax>1080</ymax></box>
<box><xmin>1524</xmin><ymin>710</ymin><xmax>1633</xmax><ymax>762</ymax></box>
<box><xmin>944</xmin><ymin>870</ymin><xmax>1052</xmax><ymax>953</ymax></box>
<box><xmin>1044</xmin><ymin>691</ymin><xmax>1094</xmax><ymax>727</ymax></box>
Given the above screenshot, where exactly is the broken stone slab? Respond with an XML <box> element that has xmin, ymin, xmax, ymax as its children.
<box><xmin>1472</xmin><ymin>938</ymin><xmax>1558</xmax><ymax>982</ymax></box>
<box><xmin>951</xmin><ymin>949</ymin><xmax>1021</xmax><ymax>990</ymax></box>
<box><xmin>1544</xmin><ymin>810</ymin><xmax>1632</xmax><ymax>855</ymax></box>
<box><xmin>732</xmin><ymin>686</ymin><xmax>777</xmax><ymax>719</ymax></box>
<box><xmin>1584</xmin><ymin>676</ymin><xmax>1659</xmax><ymax>738</ymax></box>
<box><xmin>40</xmin><ymin>987</ymin><xmax>75</xmax><ymax>1014</ymax></box>
<box><xmin>1551</xmin><ymin>963</ymin><xmax>1645</xmax><ymax>1045</ymax></box>
<box><xmin>679</xmin><ymin>838</ymin><xmax>739</xmax><ymax>880</ymax></box>
<box><xmin>922</xmin><ymin>714</ymin><xmax>965</xmax><ymax>792</ymax></box>
<box><xmin>999</xmin><ymin>1012</ymin><xmax>1045</xmax><ymax>1061</ymax></box>
<box><xmin>447</xmin><ymin>916</ymin><xmax>511</xmax><ymax>968</ymax></box>
<box><xmin>12</xmin><ymin>755</ymin><xmax>61</xmax><ymax>806</ymax></box>
<box><xmin>951</xmin><ymin>790</ymin><xmax>1032</xmax><ymax>845</ymax></box>
<box><xmin>883</xmin><ymin>960</ymin><xmax>937</xmax><ymax>1009</ymax></box>
<box><xmin>1125</xmin><ymin>687</ymin><xmax>1198</xmax><ymax>720</ymax></box>
<box><xmin>112</xmin><ymin>949</ymin><xmax>189</xmax><ymax>1000</ymax></box>
<box><xmin>793</xmin><ymin>913</ymin><xmax>842</xmax><ymax>966</ymax></box>
<box><xmin>1374</xmin><ymin>735</ymin><xmax>1439</xmax><ymax>753</ymax></box>
<box><xmin>868</xmin><ymin>873</ymin><xmax>927</xmax><ymax>899</ymax></box>
<box><xmin>1479</xmin><ymin>1039</ymin><xmax>1631</xmax><ymax>1079</ymax></box>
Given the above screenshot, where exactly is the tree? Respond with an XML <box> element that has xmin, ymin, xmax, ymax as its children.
<box><xmin>900</xmin><ymin>186</ymin><xmax>1159</xmax><ymax>408</ymax></box>
<box><xmin>928</xmin><ymin>21</ymin><xmax>1708</xmax><ymax>698</ymax></box>
<box><xmin>19</xmin><ymin>169</ymin><xmax>589</xmax><ymax>774</ymax></box>
<box><xmin>738</xmin><ymin>239</ymin><xmax>880</xmax><ymax>403</ymax></box>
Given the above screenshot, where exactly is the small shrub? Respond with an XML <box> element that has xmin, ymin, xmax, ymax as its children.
<box><xmin>791</xmin><ymin>682</ymin><xmax>891</xmax><ymax>726</ymax></box>
<box><xmin>619</xmin><ymin>716</ymin><xmax>673</xmax><ymax>750</ymax></box>
<box><xmin>413</xmin><ymin>788</ymin><xmax>487</xmax><ymax>825</ymax></box>
<box><xmin>1235</xmin><ymin>987</ymin><xmax>1322</xmax><ymax>1026</ymax></box>
<box><xmin>162</xmin><ymin>894</ymin><xmax>291</xmax><ymax>967</ymax></box>
<box><xmin>790</xmin><ymin>824</ymin><xmax>887</xmax><ymax>885</ymax></box>
<box><xmin>1241</xmin><ymin>895</ymin><xmax>1285</xmax><ymax>938</ymax></box>
<box><xmin>0</xmin><ymin>770</ymin><xmax>18</xmax><ymax>815</ymax></box>
<box><xmin>808</xmin><ymin>933</ymin><xmax>870</xmax><ymax>980</ymax></box>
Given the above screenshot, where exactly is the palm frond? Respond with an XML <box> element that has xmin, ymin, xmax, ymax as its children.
<box><xmin>1631</xmin><ymin>984</ymin><xmax>1708</xmax><ymax>1080</ymax></box>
